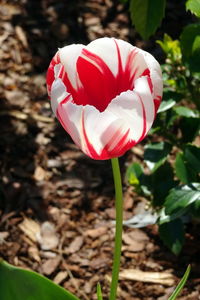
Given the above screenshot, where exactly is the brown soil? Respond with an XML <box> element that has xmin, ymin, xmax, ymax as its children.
<box><xmin>0</xmin><ymin>0</ymin><xmax>199</xmax><ymax>299</ymax></box>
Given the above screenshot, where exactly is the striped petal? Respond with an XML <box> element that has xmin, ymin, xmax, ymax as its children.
<box><xmin>56</xmin><ymin>75</ymin><xmax>154</xmax><ymax>160</ymax></box>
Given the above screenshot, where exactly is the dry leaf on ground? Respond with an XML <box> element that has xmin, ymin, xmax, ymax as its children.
<box><xmin>119</xmin><ymin>269</ymin><xmax>175</xmax><ymax>286</ymax></box>
<box><xmin>65</xmin><ymin>236</ymin><xmax>84</xmax><ymax>254</ymax></box>
<box><xmin>18</xmin><ymin>218</ymin><xmax>40</xmax><ymax>242</ymax></box>
<box><xmin>36</xmin><ymin>221</ymin><xmax>59</xmax><ymax>250</ymax></box>
<box><xmin>41</xmin><ymin>256</ymin><xmax>61</xmax><ymax>275</ymax></box>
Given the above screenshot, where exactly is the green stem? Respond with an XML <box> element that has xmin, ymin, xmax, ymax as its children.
<box><xmin>109</xmin><ymin>157</ymin><xmax>123</xmax><ymax>300</ymax></box>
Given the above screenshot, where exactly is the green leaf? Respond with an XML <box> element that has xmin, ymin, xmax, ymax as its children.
<box><xmin>151</xmin><ymin>162</ymin><xmax>175</xmax><ymax>207</ymax></box>
<box><xmin>0</xmin><ymin>260</ymin><xmax>80</xmax><ymax>300</ymax></box>
<box><xmin>165</xmin><ymin>184</ymin><xmax>200</xmax><ymax>215</ymax></box>
<box><xmin>191</xmin><ymin>198</ymin><xmax>200</xmax><ymax>218</ymax></box>
<box><xmin>126</xmin><ymin>162</ymin><xmax>143</xmax><ymax>185</ymax></box>
<box><xmin>184</xmin><ymin>144</ymin><xmax>200</xmax><ymax>173</ymax></box>
<box><xmin>157</xmin><ymin>34</ymin><xmax>182</xmax><ymax>61</ymax></box>
<box><xmin>175</xmin><ymin>152</ymin><xmax>197</xmax><ymax>184</ymax></box>
<box><xmin>159</xmin><ymin>218</ymin><xmax>185</xmax><ymax>255</ymax></box>
<box><xmin>168</xmin><ymin>265</ymin><xmax>191</xmax><ymax>300</ymax></box>
<box><xmin>144</xmin><ymin>142</ymin><xmax>172</xmax><ymax>172</ymax></box>
<box><xmin>157</xmin><ymin>99</ymin><xmax>176</xmax><ymax>113</ymax></box>
<box><xmin>175</xmin><ymin>152</ymin><xmax>189</xmax><ymax>184</ymax></box>
<box><xmin>186</xmin><ymin>0</ymin><xmax>200</xmax><ymax>17</ymax></box>
<box><xmin>97</xmin><ymin>283</ymin><xmax>103</xmax><ymax>300</ymax></box>
<box><xmin>173</xmin><ymin>106</ymin><xmax>199</xmax><ymax>118</ymax></box>
<box><xmin>129</xmin><ymin>0</ymin><xmax>166</xmax><ymax>39</ymax></box>
<box><xmin>180</xmin><ymin>23</ymin><xmax>200</xmax><ymax>72</ymax></box>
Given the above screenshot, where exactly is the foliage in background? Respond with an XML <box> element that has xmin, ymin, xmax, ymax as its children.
<box><xmin>129</xmin><ymin>0</ymin><xmax>166</xmax><ymax>40</ymax></box>
<box><xmin>121</xmin><ymin>0</ymin><xmax>200</xmax><ymax>40</ymax></box>
<box><xmin>126</xmin><ymin>1</ymin><xmax>200</xmax><ymax>255</ymax></box>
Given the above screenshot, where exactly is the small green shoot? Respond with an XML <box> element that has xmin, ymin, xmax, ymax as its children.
<box><xmin>97</xmin><ymin>282</ymin><xmax>103</xmax><ymax>300</ymax></box>
<box><xmin>168</xmin><ymin>265</ymin><xmax>191</xmax><ymax>300</ymax></box>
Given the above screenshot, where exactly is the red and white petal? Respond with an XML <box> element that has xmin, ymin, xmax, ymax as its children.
<box><xmin>82</xmin><ymin>106</ymin><xmax>130</xmax><ymax>158</ymax></box>
<box><xmin>51</xmin><ymin>78</ymin><xmax>71</xmax><ymax>115</ymax></box>
<box><xmin>140</xmin><ymin>50</ymin><xmax>163</xmax><ymax>100</ymax></box>
<box><xmin>57</xmin><ymin>101</ymin><xmax>83</xmax><ymax>149</ymax></box>
<box><xmin>133</xmin><ymin>76</ymin><xmax>155</xmax><ymax>137</ymax></box>
<box><xmin>56</xmin><ymin>77</ymin><xmax>154</xmax><ymax>160</ymax></box>
<box><xmin>82</xmin><ymin>83</ymin><xmax>154</xmax><ymax>159</ymax></box>
<box><xmin>56</xmin><ymin>100</ymin><xmax>129</xmax><ymax>159</ymax></box>
<box><xmin>46</xmin><ymin>52</ymin><xmax>60</xmax><ymax>96</ymax></box>
<box><xmin>59</xmin><ymin>44</ymin><xmax>84</xmax><ymax>90</ymax></box>
<box><xmin>106</xmin><ymin>81</ymin><xmax>154</xmax><ymax>144</ymax></box>
<box><xmin>84</xmin><ymin>37</ymin><xmax>121</xmax><ymax>76</ymax></box>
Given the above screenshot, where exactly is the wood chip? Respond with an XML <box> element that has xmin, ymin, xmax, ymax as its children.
<box><xmin>53</xmin><ymin>271</ymin><xmax>68</xmax><ymax>285</ymax></box>
<box><xmin>123</xmin><ymin>229</ymin><xmax>149</xmax><ymax>245</ymax></box>
<box><xmin>28</xmin><ymin>246</ymin><xmax>41</xmax><ymax>262</ymax></box>
<box><xmin>34</xmin><ymin>166</ymin><xmax>46</xmax><ymax>181</ymax></box>
<box><xmin>90</xmin><ymin>257</ymin><xmax>109</xmax><ymax>269</ymax></box>
<box><xmin>119</xmin><ymin>269</ymin><xmax>175</xmax><ymax>286</ymax></box>
<box><xmin>41</xmin><ymin>256</ymin><xmax>61</xmax><ymax>275</ymax></box>
<box><xmin>37</xmin><ymin>221</ymin><xmax>59</xmax><ymax>250</ymax></box>
<box><xmin>0</xmin><ymin>232</ymin><xmax>9</xmax><ymax>244</ymax></box>
<box><xmin>122</xmin><ymin>241</ymin><xmax>145</xmax><ymax>252</ymax></box>
<box><xmin>15</xmin><ymin>25</ymin><xmax>28</xmax><ymax>48</ymax></box>
<box><xmin>18</xmin><ymin>218</ymin><xmax>40</xmax><ymax>242</ymax></box>
<box><xmin>85</xmin><ymin>226</ymin><xmax>108</xmax><ymax>238</ymax></box>
<box><xmin>65</xmin><ymin>236</ymin><xmax>84</xmax><ymax>254</ymax></box>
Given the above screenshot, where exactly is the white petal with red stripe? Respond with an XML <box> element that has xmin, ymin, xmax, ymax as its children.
<box><xmin>59</xmin><ymin>44</ymin><xmax>84</xmax><ymax>90</ymax></box>
<box><xmin>56</xmin><ymin>79</ymin><xmax>154</xmax><ymax>159</ymax></box>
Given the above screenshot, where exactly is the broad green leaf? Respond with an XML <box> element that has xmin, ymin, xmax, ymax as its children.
<box><xmin>180</xmin><ymin>23</ymin><xmax>200</xmax><ymax>72</ymax></box>
<box><xmin>129</xmin><ymin>0</ymin><xmax>166</xmax><ymax>39</ymax></box>
<box><xmin>144</xmin><ymin>142</ymin><xmax>172</xmax><ymax>172</ymax></box>
<box><xmin>186</xmin><ymin>0</ymin><xmax>200</xmax><ymax>17</ymax></box>
<box><xmin>168</xmin><ymin>265</ymin><xmax>191</xmax><ymax>300</ymax></box>
<box><xmin>97</xmin><ymin>283</ymin><xmax>103</xmax><ymax>300</ymax></box>
<box><xmin>191</xmin><ymin>198</ymin><xmax>200</xmax><ymax>218</ymax></box>
<box><xmin>175</xmin><ymin>152</ymin><xmax>189</xmax><ymax>184</ymax></box>
<box><xmin>126</xmin><ymin>162</ymin><xmax>143</xmax><ymax>185</ymax></box>
<box><xmin>157</xmin><ymin>99</ymin><xmax>176</xmax><ymax>113</ymax></box>
<box><xmin>151</xmin><ymin>162</ymin><xmax>175</xmax><ymax>207</ymax></box>
<box><xmin>175</xmin><ymin>152</ymin><xmax>197</xmax><ymax>184</ymax></box>
<box><xmin>184</xmin><ymin>144</ymin><xmax>200</xmax><ymax>173</ymax></box>
<box><xmin>159</xmin><ymin>218</ymin><xmax>185</xmax><ymax>255</ymax></box>
<box><xmin>159</xmin><ymin>207</ymin><xmax>188</xmax><ymax>225</ymax></box>
<box><xmin>165</xmin><ymin>184</ymin><xmax>200</xmax><ymax>215</ymax></box>
<box><xmin>173</xmin><ymin>106</ymin><xmax>199</xmax><ymax>118</ymax></box>
<box><xmin>0</xmin><ymin>260</ymin><xmax>80</xmax><ymax>300</ymax></box>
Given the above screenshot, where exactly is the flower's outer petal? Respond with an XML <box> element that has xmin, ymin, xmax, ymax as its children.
<box><xmin>133</xmin><ymin>76</ymin><xmax>155</xmax><ymax>138</ymax></box>
<box><xmin>46</xmin><ymin>52</ymin><xmax>60</xmax><ymax>96</ymax></box>
<box><xmin>106</xmin><ymin>76</ymin><xmax>154</xmax><ymax>144</ymax></box>
<box><xmin>59</xmin><ymin>44</ymin><xmax>84</xmax><ymax>90</ymax></box>
<box><xmin>84</xmin><ymin>37</ymin><xmax>132</xmax><ymax>76</ymax></box>
<box><xmin>57</xmin><ymin>100</ymin><xmax>83</xmax><ymax>149</ymax></box>
<box><xmin>140</xmin><ymin>50</ymin><xmax>163</xmax><ymax>113</ymax></box>
<box><xmin>56</xmin><ymin>76</ymin><xmax>154</xmax><ymax>160</ymax></box>
<box><xmin>51</xmin><ymin>78</ymin><xmax>71</xmax><ymax>115</ymax></box>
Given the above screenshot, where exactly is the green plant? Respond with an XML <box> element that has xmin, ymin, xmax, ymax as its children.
<box><xmin>121</xmin><ymin>0</ymin><xmax>200</xmax><ymax>41</ymax></box>
<box><xmin>126</xmin><ymin>2</ymin><xmax>200</xmax><ymax>255</ymax></box>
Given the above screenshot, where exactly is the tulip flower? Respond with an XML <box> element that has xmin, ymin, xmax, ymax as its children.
<box><xmin>47</xmin><ymin>37</ymin><xmax>163</xmax><ymax>160</ymax></box>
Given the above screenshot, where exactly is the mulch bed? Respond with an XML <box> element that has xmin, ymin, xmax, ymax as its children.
<box><xmin>0</xmin><ymin>0</ymin><xmax>199</xmax><ymax>299</ymax></box>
